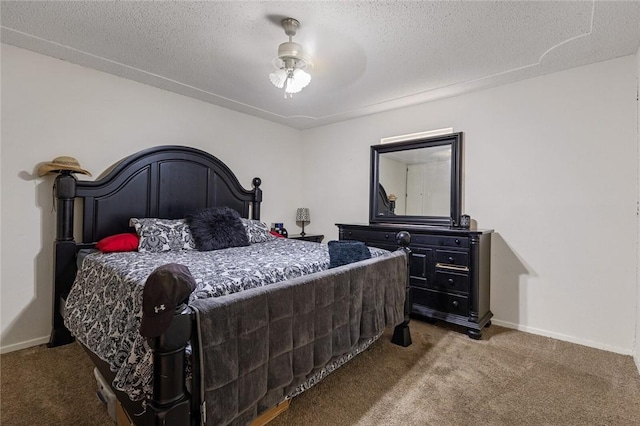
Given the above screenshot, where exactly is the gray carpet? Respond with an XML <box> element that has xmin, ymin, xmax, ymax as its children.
<box><xmin>2</xmin><ymin>321</ymin><xmax>640</xmax><ymax>425</ymax></box>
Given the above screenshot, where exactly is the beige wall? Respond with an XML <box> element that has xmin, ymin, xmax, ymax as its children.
<box><xmin>302</xmin><ymin>55</ymin><xmax>638</xmax><ymax>354</ymax></box>
<box><xmin>0</xmin><ymin>45</ymin><xmax>303</xmax><ymax>352</ymax></box>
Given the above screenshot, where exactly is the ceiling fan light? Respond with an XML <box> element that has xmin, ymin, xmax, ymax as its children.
<box><xmin>269</xmin><ymin>68</ymin><xmax>288</xmax><ymax>89</ymax></box>
<box><xmin>292</xmin><ymin>68</ymin><xmax>311</xmax><ymax>88</ymax></box>
<box><xmin>285</xmin><ymin>79</ymin><xmax>302</xmax><ymax>94</ymax></box>
<box><xmin>284</xmin><ymin>73</ymin><xmax>311</xmax><ymax>94</ymax></box>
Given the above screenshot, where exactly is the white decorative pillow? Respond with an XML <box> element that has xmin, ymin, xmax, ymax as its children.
<box><xmin>241</xmin><ymin>218</ymin><xmax>276</xmax><ymax>244</ymax></box>
<box><xmin>129</xmin><ymin>218</ymin><xmax>196</xmax><ymax>253</ymax></box>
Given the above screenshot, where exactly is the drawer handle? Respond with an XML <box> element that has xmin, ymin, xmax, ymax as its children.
<box><xmin>436</xmin><ymin>263</ymin><xmax>469</xmax><ymax>272</ymax></box>
<box><xmin>452</xmin><ymin>300</ymin><xmax>459</xmax><ymax>308</ymax></box>
<box><xmin>384</xmin><ymin>234</ymin><xmax>389</xmax><ymax>239</ymax></box>
<box><xmin>448</xmin><ymin>278</ymin><xmax>454</xmax><ymax>285</ymax></box>
<box><xmin>455</xmin><ymin>239</ymin><xmax>460</xmax><ymax>245</ymax></box>
<box><xmin>348</xmin><ymin>231</ymin><xmax>352</xmax><ymax>236</ymax></box>
<box><xmin>448</xmin><ymin>257</ymin><xmax>455</xmax><ymax>263</ymax></box>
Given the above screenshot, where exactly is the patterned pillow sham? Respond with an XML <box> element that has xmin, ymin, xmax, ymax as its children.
<box><xmin>129</xmin><ymin>218</ymin><xmax>196</xmax><ymax>253</ymax></box>
<box><xmin>241</xmin><ymin>218</ymin><xmax>277</xmax><ymax>244</ymax></box>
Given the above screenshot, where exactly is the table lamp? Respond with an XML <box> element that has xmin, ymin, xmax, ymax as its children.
<box><xmin>296</xmin><ymin>208</ymin><xmax>310</xmax><ymax>236</ymax></box>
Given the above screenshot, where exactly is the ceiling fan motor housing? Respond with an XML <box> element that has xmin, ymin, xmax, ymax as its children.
<box><xmin>278</xmin><ymin>41</ymin><xmax>304</xmax><ymax>60</ymax></box>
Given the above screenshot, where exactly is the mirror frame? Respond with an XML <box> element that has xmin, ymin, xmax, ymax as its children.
<box><xmin>370</xmin><ymin>132</ymin><xmax>463</xmax><ymax>227</ymax></box>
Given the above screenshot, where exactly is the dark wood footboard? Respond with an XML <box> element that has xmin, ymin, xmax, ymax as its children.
<box><xmin>146</xmin><ymin>306</ymin><xmax>195</xmax><ymax>425</ymax></box>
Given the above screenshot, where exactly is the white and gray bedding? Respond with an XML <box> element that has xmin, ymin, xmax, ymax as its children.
<box><xmin>64</xmin><ymin>238</ymin><xmax>389</xmax><ymax>402</ymax></box>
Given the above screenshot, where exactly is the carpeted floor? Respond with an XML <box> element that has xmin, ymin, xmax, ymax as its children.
<box><xmin>1</xmin><ymin>340</ymin><xmax>112</xmax><ymax>425</ymax></box>
<box><xmin>2</xmin><ymin>321</ymin><xmax>640</xmax><ymax>425</ymax></box>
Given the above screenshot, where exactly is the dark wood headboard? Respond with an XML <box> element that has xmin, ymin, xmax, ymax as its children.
<box><xmin>49</xmin><ymin>145</ymin><xmax>262</xmax><ymax>347</ymax></box>
<box><xmin>76</xmin><ymin>145</ymin><xmax>262</xmax><ymax>243</ymax></box>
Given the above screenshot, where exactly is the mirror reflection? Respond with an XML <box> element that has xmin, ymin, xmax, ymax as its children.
<box><xmin>378</xmin><ymin>145</ymin><xmax>452</xmax><ymax>217</ymax></box>
<box><xmin>370</xmin><ymin>132</ymin><xmax>462</xmax><ymax>227</ymax></box>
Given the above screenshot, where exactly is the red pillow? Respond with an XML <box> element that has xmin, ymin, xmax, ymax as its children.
<box><xmin>96</xmin><ymin>233</ymin><xmax>139</xmax><ymax>253</ymax></box>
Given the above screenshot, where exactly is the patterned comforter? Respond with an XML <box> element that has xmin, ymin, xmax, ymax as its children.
<box><xmin>64</xmin><ymin>238</ymin><xmax>388</xmax><ymax>402</ymax></box>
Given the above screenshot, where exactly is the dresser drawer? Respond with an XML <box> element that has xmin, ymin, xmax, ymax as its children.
<box><xmin>409</xmin><ymin>248</ymin><xmax>431</xmax><ymax>287</ymax></box>
<box><xmin>432</xmin><ymin>271</ymin><xmax>469</xmax><ymax>294</ymax></box>
<box><xmin>412</xmin><ymin>287</ymin><xmax>469</xmax><ymax>316</ymax></box>
<box><xmin>435</xmin><ymin>250</ymin><xmax>469</xmax><ymax>267</ymax></box>
<box><xmin>342</xmin><ymin>229</ymin><xmax>396</xmax><ymax>245</ymax></box>
<box><xmin>411</xmin><ymin>234</ymin><xmax>469</xmax><ymax>248</ymax></box>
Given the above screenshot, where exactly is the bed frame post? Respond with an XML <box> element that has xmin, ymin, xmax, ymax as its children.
<box><xmin>391</xmin><ymin>231</ymin><xmax>412</xmax><ymax>347</ymax></box>
<box><xmin>252</xmin><ymin>177</ymin><xmax>262</xmax><ymax>220</ymax></box>
<box><xmin>48</xmin><ymin>171</ymin><xmax>77</xmax><ymax>348</ymax></box>
<box><xmin>146</xmin><ymin>306</ymin><xmax>194</xmax><ymax>425</ymax></box>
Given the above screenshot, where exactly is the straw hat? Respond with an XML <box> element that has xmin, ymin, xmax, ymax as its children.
<box><xmin>37</xmin><ymin>156</ymin><xmax>92</xmax><ymax>177</ymax></box>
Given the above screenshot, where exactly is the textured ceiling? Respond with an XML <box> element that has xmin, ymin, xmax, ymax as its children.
<box><xmin>2</xmin><ymin>1</ymin><xmax>639</xmax><ymax>130</ymax></box>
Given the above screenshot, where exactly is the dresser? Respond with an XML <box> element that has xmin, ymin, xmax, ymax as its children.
<box><xmin>337</xmin><ymin>223</ymin><xmax>493</xmax><ymax>339</ymax></box>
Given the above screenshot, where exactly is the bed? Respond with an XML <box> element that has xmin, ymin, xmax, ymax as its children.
<box><xmin>47</xmin><ymin>145</ymin><xmax>412</xmax><ymax>425</ymax></box>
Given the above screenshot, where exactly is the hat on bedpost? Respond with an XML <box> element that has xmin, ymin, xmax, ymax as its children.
<box><xmin>140</xmin><ymin>263</ymin><xmax>197</xmax><ymax>338</ymax></box>
<box><xmin>37</xmin><ymin>156</ymin><xmax>92</xmax><ymax>177</ymax></box>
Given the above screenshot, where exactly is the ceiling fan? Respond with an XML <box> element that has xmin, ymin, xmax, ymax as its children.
<box><xmin>269</xmin><ymin>18</ymin><xmax>312</xmax><ymax>99</ymax></box>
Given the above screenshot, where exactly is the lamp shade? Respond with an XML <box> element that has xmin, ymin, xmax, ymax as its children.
<box><xmin>296</xmin><ymin>208</ymin><xmax>310</xmax><ymax>223</ymax></box>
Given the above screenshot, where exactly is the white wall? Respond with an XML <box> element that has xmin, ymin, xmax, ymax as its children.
<box><xmin>0</xmin><ymin>45</ymin><xmax>303</xmax><ymax>352</ymax></box>
<box><xmin>302</xmin><ymin>55</ymin><xmax>638</xmax><ymax>354</ymax></box>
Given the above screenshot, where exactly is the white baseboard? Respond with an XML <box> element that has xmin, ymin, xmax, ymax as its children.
<box><xmin>634</xmin><ymin>353</ymin><xmax>640</xmax><ymax>375</ymax></box>
<box><xmin>0</xmin><ymin>336</ymin><xmax>49</xmax><ymax>354</ymax></box>
<box><xmin>491</xmin><ymin>319</ymin><xmax>633</xmax><ymax>356</ymax></box>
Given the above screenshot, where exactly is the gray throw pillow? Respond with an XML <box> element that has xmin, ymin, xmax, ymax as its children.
<box><xmin>186</xmin><ymin>207</ymin><xmax>250</xmax><ymax>251</ymax></box>
<box><xmin>328</xmin><ymin>240</ymin><xmax>372</xmax><ymax>268</ymax></box>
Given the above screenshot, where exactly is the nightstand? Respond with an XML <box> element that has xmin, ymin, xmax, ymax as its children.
<box><xmin>288</xmin><ymin>234</ymin><xmax>324</xmax><ymax>243</ymax></box>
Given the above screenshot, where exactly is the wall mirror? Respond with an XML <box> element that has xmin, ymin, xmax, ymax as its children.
<box><xmin>370</xmin><ymin>132</ymin><xmax>463</xmax><ymax>227</ymax></box>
